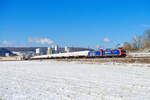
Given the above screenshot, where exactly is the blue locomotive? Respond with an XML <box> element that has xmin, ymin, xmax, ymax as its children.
<box><xmin>88</xmin><ymin>48</ymin><xmax>126</xmax><ymax>57</ymax></box>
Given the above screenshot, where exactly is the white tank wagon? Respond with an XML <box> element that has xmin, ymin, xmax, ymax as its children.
<box><xmin>31</xmin><ymin>51</ymin><xmax>90</xmax><ymax>59</ymax></box>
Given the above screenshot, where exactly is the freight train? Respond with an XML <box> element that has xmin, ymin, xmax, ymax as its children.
<box><xmin>31</xmin><ymin>48</ymin><xmax>126</xmax><ymax>59</ymax></box>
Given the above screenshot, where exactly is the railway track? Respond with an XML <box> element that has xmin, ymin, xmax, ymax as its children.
<box><xmin>53</xmin><ymin>57</ymin><xmax>150</xmax><ymax>64</ymax></box>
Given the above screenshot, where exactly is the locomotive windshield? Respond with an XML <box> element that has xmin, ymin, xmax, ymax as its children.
<box><xmin>121</xmin><ymin>49</ymin><xmax>126</xmax><ymax>52</ymax></box>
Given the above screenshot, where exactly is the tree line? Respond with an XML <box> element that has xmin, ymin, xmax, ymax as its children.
<box><xmin>123</xmin><ymin>29</ymin><xmax>150</xmax><ymax>51</ymax></box>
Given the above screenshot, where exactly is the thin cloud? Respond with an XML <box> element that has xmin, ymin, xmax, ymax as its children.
<box><xmin>28</xmin><ymin>37</ymin><xmax>54</xmax><ymax>44</ymax></box>
<box><xmin>2</xmin><ymin>40</ymin><xmax>13</xmax><ymax>45</ymax></box>
<box><xmin>141</xmin><ymin>24</ymin><xmax>150</xmax><ymax>28</ymax></box>
<box><xmin>103</xmin><ymin>38</ymin><xmax>110</xmax><ymax>42</ymax></box>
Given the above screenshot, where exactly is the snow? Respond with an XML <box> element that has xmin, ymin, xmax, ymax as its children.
<box><xmin>0</xmin><ymin>61</ymin><xmax>150</xmax><ymax>100</ymax></box>
<box><xmin>128</xmin><ymin>52</ymin><xmax>150</xmax><ymax>57</ymax></box>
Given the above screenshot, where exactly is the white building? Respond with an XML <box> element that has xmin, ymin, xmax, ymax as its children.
<box><xmin>51</xmin><ymin>45</ymin><xmax>59</xmax><ymax>54</ymax></box>
<box><xmin>64</xmin><ymin>46</ymin><xmax>70</xmax><ymax>53</ymax></box>
<box><xmin>36</xmin><ymin>48</ymin><xmax>40</xmax><ymax>55</ymax></box>
<box><xmin>47</xmin><ymin>47</ymin><xmax>52</xmax><ymax>54</ymax></box>
<box><xmin>5</xmin><ymin>53</ymin><xmax>9</xmax><ymax>57</ymax></box>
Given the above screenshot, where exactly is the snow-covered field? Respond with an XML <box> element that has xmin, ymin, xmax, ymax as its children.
<box><xmin>128</xmin><ymin>52</ymin><xmax>150</xmax><ymax>57</ymax></box>
<box><xmin>0</xmin><ymin>61</ymin><xmax>150</xmax><ymax>100</ymax></box>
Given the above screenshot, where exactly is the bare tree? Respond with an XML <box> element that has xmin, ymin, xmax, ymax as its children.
<box><xmin>143</xmin><ymin>30</ymin><xmax>150</xmax><ymax>48</ymax></box>
<box><xmin>123</xmin><ymin>42</ymin><xmax>132</xmax><ymax>50</ymax></box>
<box><xmin>132</xmin><ymin>35</ymin><xmax>138</xmax><ymax>49</ymax></box>
<box><xmin>143</xmin><ymin>41</ymin><xmax>150</xmax><ymax>48</ymax></box>
<box><xmin>144</xmin><ymin>30</ymin><xmax>150</xmax><ymax>41</ymax></box>
<box><xmin>137</xmin><ymin>36</ymin><xmax>145</xmax><ymax>49</ymax></box>
<box><xmin>123</xmin><ymin>29</ymin><xmax>150</xmax><ymax>51</ymax></box>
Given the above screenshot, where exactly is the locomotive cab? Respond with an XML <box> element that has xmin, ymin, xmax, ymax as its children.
<box><xmin>117</xmin><ymin>48</ymin><xmax>126</xmax><ymax>57</ymax></box>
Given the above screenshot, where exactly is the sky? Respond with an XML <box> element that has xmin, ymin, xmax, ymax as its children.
<box><xmin>0</xmin><ymin>0</ymin><xmax>150</xmax><ymax>49</ymax></box>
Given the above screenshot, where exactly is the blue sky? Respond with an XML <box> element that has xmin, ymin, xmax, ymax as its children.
<box><xmin>0</xmin><ymin>0</ymin><xmax>150</xmax><ymax>48</ymax></box>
